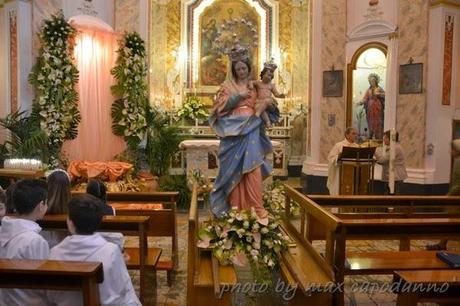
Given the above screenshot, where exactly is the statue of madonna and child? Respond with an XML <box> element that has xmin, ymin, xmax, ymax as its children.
<box><xmin>208</xmin><ymin>44</ymin><xmax>281</xmax><ymax>221</ymax></box>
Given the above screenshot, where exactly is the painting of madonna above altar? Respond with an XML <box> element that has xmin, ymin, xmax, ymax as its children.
<box><xmin>199</xmin><ymin>0</ymin><xmax>260</xmax><ymax>87</ymax></box>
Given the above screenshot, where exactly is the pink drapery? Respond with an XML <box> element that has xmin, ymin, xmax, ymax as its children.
<box><xmin>62</xmin><ymin>27</ymin><xmax>126</xmax><ymax>161</ymax></box>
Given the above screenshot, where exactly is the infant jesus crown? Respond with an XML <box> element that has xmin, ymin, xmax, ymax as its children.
<box><xmin>263</xmin><ymin>58</ymin><xmax>278</xmax><ymax>71</ymax></box>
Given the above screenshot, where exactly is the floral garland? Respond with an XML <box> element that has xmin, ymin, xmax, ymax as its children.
<box><xmin>177</xmin><ymin>95</ymin><xmax>208</xmax><ymax>122</ymax></box>
<box><xmin>263</xmin><ymin>180</ymin><xmax>300</xmax><ymax>217</ymax></box>
<box><xmin>198</xmin><ymin>208</ymin><xmax>289</xmax><ymax>283</ymax></box>
<box><xmin>29</xmin><ymin>11</ymin><xmax>81</xmax><ymax>165</ymax></box>
<box><xmin>111</xmin><ymin>32</ymin><xmax>149</xmax><ymax>149</ymax></box>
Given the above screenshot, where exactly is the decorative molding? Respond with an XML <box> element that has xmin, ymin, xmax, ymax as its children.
<box><xmin>181</xmin><ymin>0</ymin><xmax>278</xmax><ymax>89</ymax></box>
<box><xmin>442</xmin><ymin>14</ymin><xmax>454</xmax><ymax>105</ymax></box>
<box><xmin>77</xmin><ymin>0</ymin><xmax>98</xmax><ymax>16</ymax></box>
<box><xmin>430</xmin><ymin>0</ymin><xmax>460</xmax><ymax>9</ymax></box>
<box><xmin>363</xmin><ymin>2</ymin><xmax>383</xmax><ymax>20</ymax></box>
<box><xmin>348</xmin><ymin>20</ymin><xmax>397</xmax><ymax>41</ymax></box>
<box><xmin>8</xmin><ymin>9</ymin><xmax>17</xmax><ymax>113</ymax></box>
<box><xmin>152</xmin><ymin>0</ymin><xmax>171</xmax><ymax>4</ymax></box>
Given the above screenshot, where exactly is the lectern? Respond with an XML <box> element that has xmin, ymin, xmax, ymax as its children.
<box><xmin>338</xmin><ymin>146</ymin><xmax>376</xmax><ymax>195</ymax></box>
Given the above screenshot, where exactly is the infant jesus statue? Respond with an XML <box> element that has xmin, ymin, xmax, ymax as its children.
<box><xmin>251</xmin><ymin>59</ymin><xmax>285</xmax><ymax>128</ymax></box>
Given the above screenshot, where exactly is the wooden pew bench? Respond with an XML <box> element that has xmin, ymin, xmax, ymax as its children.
<box><xmin>280</xmin><ymin>184</ymin><xmax>343</xmax><ymax>305</ymax></box>
<box><xmin>394</xmin><ymin>270</ymin><xmax>460</xmax><ymax>305</ymax></box>
<box><xmin>73</xmin><ymin>191</ymin><xmax>179</xmax><ymax>286</ymax></box>
<box><xmin>187</xmin><ymin>183</ymin><xmax>336</xmax><ymax>305</ymax></box>
<box><xmin>284</xmin><ymin>185</ymin><xmax>460</xmax><ymax>306</ymax></box>
<box><xmin>0</xmin><ymin>259</ymin><xmax>103</xmax><ymax>306</ymax></box>
<box><xmin>38</xmin><ymin>215</ymin><xmax>157</xmax><ymax>305</ymax></box>
<box><xmin>187</xmin><ymin>184</ymin><xmax>237</xmax><ymax>306</ymax></box>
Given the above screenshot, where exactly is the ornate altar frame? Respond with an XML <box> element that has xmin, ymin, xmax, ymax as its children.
<box><xmin>180</xmin><ymin>0</ymin><xmax>279</xmax><ymax>93</ymax></box>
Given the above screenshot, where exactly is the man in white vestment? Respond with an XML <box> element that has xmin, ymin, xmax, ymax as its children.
<box><xmin>327</xmin><ymin>127</ymin><xmax>359</xmax><ymax>195</ymax></box>
<box><xmin>0</xmin><ymin>180</ymin><xmax>50</xmax><ymax>306</ymax></box>
<box><xmin>47</xmin><ymin>194</ymin><xmax>141</xmax><ymax>306</ymax></box>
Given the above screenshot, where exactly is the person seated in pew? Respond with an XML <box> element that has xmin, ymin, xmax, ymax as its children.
<box><xmin>47</xmin><ymin>194</ymin><xmax>141</xmax><ymax>306</ymax></box>
<box><xmin>85</xmin><ymin>179</ymin><xmax>124</xmax><ymax>252</ymax></box>
<box><xmin>427</xmin><ymin>139</ymin><xmax>460</xmax><ymax>251</ymax></box>
<box><xmin>41</xmin><ymin>169</ymin><xmax>72</xmax><ymax>248</ymax></box>
<box><xmin>86</xmin><ymin>179</ymin><xmax>115</xmax><ymax>215</ymax></box>
<box><xmin>0</xmin><ymin>179</ymin><xmax>50</xmax><ymax>306</ymax></box>
<box><xmin>327</xmin><ymin>127</ymin><xmax>359</xmax><ymax>195</ymax></box>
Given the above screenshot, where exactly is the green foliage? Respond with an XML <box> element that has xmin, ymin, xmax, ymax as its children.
<box><xmin>177</xmin><ymin>95</ymin><xmax>209</xmax><ymax>121</ymax></box>
<box><xmin>144</xmin><ymin>108</ymin><xmax>182</xmax><ymax>177</ymax></box>
<box><xmin>111</xmin><ymin>32</ymin><xmax>148</xmax><ymax>149</ymax></box>
<box><xmin>0</xmin><ymin>110</ymin><xmax>50</xmax><ymax>162</ymax></box>
<box><xmin>159</xmin><ymin>175</ymin><xmax>191</xmax><ymax>209</ymax></box>
<box><xmin>28</xmin><ymin>10</ymin><xmax>81</xmax><ymax>166</ymax></box>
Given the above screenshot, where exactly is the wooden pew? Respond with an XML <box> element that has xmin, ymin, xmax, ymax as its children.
<box><xmin>308</xmin><ymin>195</ymin><xmax>460</xmax><ymax>209</ymax></box>
<box><xmin>187</xmin><ymin>183</ymin><xmax>336</xmax><ymax>305</ymax></box>
<box><xmin>283</xmin><ymin>185</ymin><xmax>460</xmax><ymax>306</ymax></box>
<box><xmin>187</xmin><ymin>184</ymin><xmax>237</xmax><ymax>306</ymax></box>
<box><xmin>280</xmin><ymin>184</ymin><xmax>340</xmax><ymax>304</ymax></box>
<box><xmin>38</xmin><ymin>215</ymin><xmax>157</xmax><ymax>305</ymax></box>
<box><xmin>394</xmin><ymin>270</ymin><xmax>460</xmax><ymax>305</ymax></box>
<box><xmin>72</xmin><ymin>191</ymin><xmax>179</xmax><ymax>285</ymax></box>
<box><xmin>0</xmin><ymin>259</ymin><xmax>103</xmax><ymax>306</ymax></box>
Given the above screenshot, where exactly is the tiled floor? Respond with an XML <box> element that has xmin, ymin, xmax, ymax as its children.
<box><xmin>126</xmin><ymin>210</ymin><xmax>459</xmax><ymax>306</ymax></box>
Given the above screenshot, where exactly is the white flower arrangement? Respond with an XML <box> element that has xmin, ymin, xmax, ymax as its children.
<box><xmin>29</xmin><ymin>11</ymin><xmax>80</xmax><ymax>166</ymax></box>
<box><xmin>198</xmin><ymin>208</ymin><xmax>289</xmax><ymax>283</ymax></box>
<box><xmin>263</xmin><ymin>180</ymin><xmax>300</xmax><ymax>217</ymax></box>
<box><xmin>111</xmin><ymin>32</ymin><xmax>149</xmax><ymax>149</ymax></box>
<box><xmin>176</xmin><ymin>95</ymin><xmax>208</xmax><ymax>122</ymax></box>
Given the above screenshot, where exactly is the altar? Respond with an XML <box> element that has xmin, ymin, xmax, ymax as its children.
<box><xmin>179</xmin><ymin>139</ymin><xmax>283</xmax><ymax>181</ymax></box>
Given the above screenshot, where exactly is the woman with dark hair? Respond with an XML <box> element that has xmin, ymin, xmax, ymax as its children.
<box><xmin>47</xmin><ymin>169</ymin><xmax>71</xmax><ymax>214</ymax></box>
<box><xmin>208</xmin><ymin>45</ymin><xmax>277</xmax><ymax>219</ymax></box>
<box><xmin>41</xmin><ymin>169</ymin><xmax>72</xmax><ymax>247</ymax></box>
<box><xmin>86</xmin><ymin>179</ymin><xmax>115</xmax><ymax>215</ymax></box>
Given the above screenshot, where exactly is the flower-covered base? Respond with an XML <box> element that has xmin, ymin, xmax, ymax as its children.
<box><xmin>197</xmin><ymin>208</ymin><xmax>289</xmax><ymax>284</ymax></box>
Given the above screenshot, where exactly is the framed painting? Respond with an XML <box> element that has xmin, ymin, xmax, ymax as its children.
<box><xmin>323</xmin><ymin>70</ymin><xmax>343</xmax><ymax>97</ymax></box>
<box><xmin>399</xmin><ymin>63</ymin><xmax>423</xmax><ymax>94</ymax></box>
<box><xmin>199</xmin><ymin>0</ymin><xmax>260</xmax><ymax>88</ymax></box>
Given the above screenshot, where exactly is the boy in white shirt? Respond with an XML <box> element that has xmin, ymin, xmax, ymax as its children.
<box><xmin>47</xmin><ymin>194</ymin><xmax>141</xmax><ymax>306</ymax></box>
<box><xmin>0</xmin><ymin>179</ymin><xmax>50</xmax><ymax>306</ymax></box>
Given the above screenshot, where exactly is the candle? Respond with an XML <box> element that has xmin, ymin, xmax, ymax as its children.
<box><xmin>388</xmin><ymin>129</ymin><xmax>396</xmax><ymax>194</ymax></box>
<box><xmin>4</xmin><ymin>158</ymin><xmax>42</xmax><ymax>170</ymax></box>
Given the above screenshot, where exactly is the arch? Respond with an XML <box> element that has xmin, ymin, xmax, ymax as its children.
<box><xmin>348</xmin><ymin>20</ymin><xmax>397</xmax><ymax>42</ymax></box>
<box><xmin>68</xmin><ymin>14</ymin><xmax>114</xmax><ymax>33</ymax></box>
<box><xmin>346</xmin><ymin>42</ymin><xmax>388</xmax><ymax>140</ymax></box>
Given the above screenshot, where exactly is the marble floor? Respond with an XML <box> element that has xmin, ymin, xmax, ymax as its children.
<box><xmin>126</xmin><ymin>209</ymin><xmax>460</xmax><ymax>306</ymax></box>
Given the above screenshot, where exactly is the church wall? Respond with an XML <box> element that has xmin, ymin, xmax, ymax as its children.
<box><xmin>396</xmin><ymin>0</ymin><xmax>429</xmax><ymax>169</ymax></box>
<box><xmin>317</xmin><ymin>0</ymin><xmax>430</xmax><ymax>169</ymax></box>
<box><xmin>147</xmin><ymin>0</ymin><xmax>180</xmax><ymax>109</ymax></box>
<box><xmin>318</xmin><ymin>0</ymin><xmax>347</xmax><ymax>164</ymax></box>
<box><xmin>115</xmin><ymin>0</ymin><xmax>139</xmax><ymax>33</ymax></box>
<box><xmin>303</xmin><ymin>0</ymin><xmax>457</xmax><ymax>192</ymax></box>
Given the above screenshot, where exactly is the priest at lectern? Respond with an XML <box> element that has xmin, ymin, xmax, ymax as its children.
<box><xmin>327</xmin><ymin>127</ymin><xmax>359</xmax><ymax>195</ymax></box>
